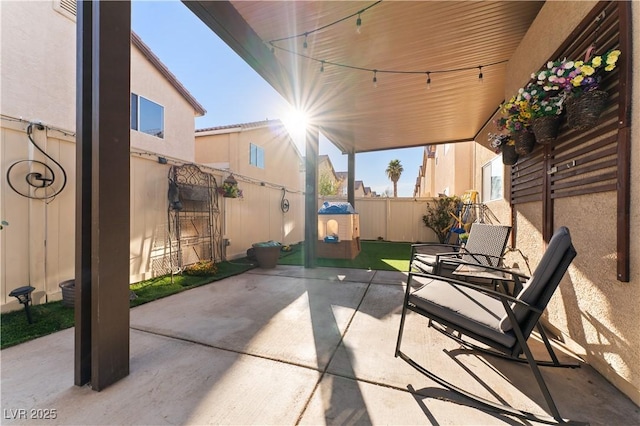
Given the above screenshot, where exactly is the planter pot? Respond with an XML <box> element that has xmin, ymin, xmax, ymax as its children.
<box><xmin>513</xmin><ymin>130</ymin><xmax>536</xmax><ymax>155</ymax></box>
<box><xmin>565</xmin><ymin>90</ymin><xmax>608</xmax><ymax>131</ymax></box>
<box><xmin>251</xmin><ymin>242</ymin><xmax>282</xmax><ymax>269</ymax></box>
<box><xmin>502</xmin><ymin>144</ymin><xmax>519</xmax><ymax>166</ymax></box>
<box><xmin>59</xmin><ymin>279</ymin><xmax>75</xmax><ymax>308</ymax></box>
<box><xmin>531</xmin><ymin>115</ymin><xmax>561</xmax><ymax>144</ymax></box>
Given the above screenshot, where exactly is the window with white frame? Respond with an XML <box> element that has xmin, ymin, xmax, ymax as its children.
<box><xmin>249</xmin><ymin>143</ymin><xmax>265</xmax><ymax>169</ymax></box>
<box><xmin>131</xmin><ymin>93</ymin><xmax>164</xmax><ymax>138</ymax></box>
<box><xmin>482</xmin><ymin>156</ymin><xmax>503</xmax><ymax>202</ymax></box>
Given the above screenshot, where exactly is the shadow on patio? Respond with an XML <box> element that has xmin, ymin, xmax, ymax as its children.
<box><xmin>1</xmin><ymin>266</ymin><xmax>637</xmax><ymax>425</ymax></box>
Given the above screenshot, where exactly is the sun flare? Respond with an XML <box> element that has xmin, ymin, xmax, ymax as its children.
<box><xmin>283</xmin><ymin>107</ymin><xmax>310</xmax><ymax>137</ymax></box>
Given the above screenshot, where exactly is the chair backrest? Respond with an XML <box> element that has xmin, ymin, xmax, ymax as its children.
<box><xmin>461</xmin><ymin>223</ymin><xmax>511</xmax><ymax>267</ymax></box>
<box><xmin>499</xmin><ymin>226</ymin><xmax>576</xmax><ymax>334</ymax></box>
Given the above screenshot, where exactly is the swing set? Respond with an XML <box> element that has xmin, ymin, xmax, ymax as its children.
<box><xmin>443</xmin><ymin>190</ymin><xmax>500</xmax><ymax>243</ymax></box>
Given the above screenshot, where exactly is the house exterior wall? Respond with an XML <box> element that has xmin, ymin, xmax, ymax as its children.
<box><xmin>430</xmin><ymin>142</ymin><xmax>474</xmax><ymax>197</ymax></box>
<box><xmin>474</xmin><ymin>1</ymin><xmax>639</xmax><ymax>404</ymax></box>
<box><xmin>194</xmin><ymin>122</ymin><xmax>305</xmax><ymax>258</ymax></box>
<box><xmin>130</xmin><ymin>45</ymin><xmax>198</xmax><ymax>162</ymax></box>
<box><xmin>195</xmin><ymin>122</ymin><xmax>303</xmax><ymax>190</ymax></box>
<box><xmin>0</xmin><ymin>1</ymin><xmax>76</xmax><ymax>131</ymax></box>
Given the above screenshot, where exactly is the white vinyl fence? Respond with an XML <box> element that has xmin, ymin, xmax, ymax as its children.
<box><xmin>319</xmin><ymin>197</ymin><xmax>439</xmax><ymax>243</ymax></box>
<box><xmin>2</xmin><ymin>120</ymin><xmax>435</xmax><ymax>311</ymax></box>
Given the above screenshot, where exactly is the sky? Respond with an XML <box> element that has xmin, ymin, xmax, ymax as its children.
<box><xmin>131</xmin><ymin>1</ymin><xmax>424</xmax><ymax>197</ymax></box>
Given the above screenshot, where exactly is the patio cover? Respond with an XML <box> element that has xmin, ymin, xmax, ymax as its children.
<box><xmin>184</xmin><ymin>1</ymin><xmax>543</xmax><ymax>153</ymax></box>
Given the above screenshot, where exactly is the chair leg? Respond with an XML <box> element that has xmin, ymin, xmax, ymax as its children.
<box><xmin>504</xmin><ymin>302</ymin><xmax>565</xmax><ymax>423</ymax></box>
<box><xmin>397</xmin><ymin>349</ymin><xmax>583</xmax><ymax>425</ymax></box>
<box><xmin>395</xmin><ymin>299</ymin><xmax>410</xmax><ymax>357</ymax></box>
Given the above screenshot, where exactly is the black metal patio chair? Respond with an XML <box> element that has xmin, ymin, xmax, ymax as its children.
<box><xmin>410</xmin><ymin>223</ymin><xmax>512</xmax><ymax>278</ymax></box>
<box><xmin>396</xmin><ymin>226</ymin><xmax>582</xmax><ymax>424</ymax></box>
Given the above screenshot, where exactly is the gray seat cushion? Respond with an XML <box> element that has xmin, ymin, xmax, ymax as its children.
<box><xmin>412</xmin><ymin>254</ymin><xmax>437</xmax><ymax>273</ymax></box>
<box><xmin>410</xmin><ymin>278</ymin><xmax>516</xmax><ymax>348</ymax></box>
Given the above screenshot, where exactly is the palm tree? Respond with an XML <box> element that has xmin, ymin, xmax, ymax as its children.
<box><xmin>385</xmin><ymin>159</ymin><xmax>404</xmax><ymax>197</ymax></box>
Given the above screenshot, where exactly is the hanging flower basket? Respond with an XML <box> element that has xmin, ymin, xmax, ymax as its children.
<box><xmin>565</xmin><ymin>90</ymin><xmax>608</xmax><ymax>131</ymax></box>
<box><xmin>513</xmin><ymin>130</ymin><xmax>536</xmax><ymax>155</ymax></box>
<box><xmin>531</xmin><ymin>115</ymin><xmax>562</xmax><ymax>144</ymax></box>
<box><xmin>502</xmin><ymin>144</ymin><xmax>519</xmax><ymax>166</ymax></box>
<box><xmin>219</xmin><ymin>174</ymin><xmax>242</xmax><ymax>198</ymax></box>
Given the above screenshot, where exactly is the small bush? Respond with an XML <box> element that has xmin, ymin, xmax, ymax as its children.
<box><xmin>422</xmin><ymin>196</ymin><xmax>460</xmax><ymax>243</ymax></box>
<box><xmin>183</xmin><ymin>260</ymin><xmax>218</xmax><ymax>276</ymax></box>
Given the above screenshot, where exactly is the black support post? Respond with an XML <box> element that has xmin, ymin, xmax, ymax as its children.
<box><xmin>75</xmin><ymin>0</ymin><xmax>131</xmax><ymax>391</ymax></box>
<box><xmin>347</xmin><ymin>151</ymin><xmax>355</xmax><ymax>208</ymax></box>
<box><xmin>304</xmin><ymin>126</ymin><xmax>319</xmax><ymax>268</ymax></box>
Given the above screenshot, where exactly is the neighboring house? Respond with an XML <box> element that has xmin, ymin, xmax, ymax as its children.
<box><xmin>130</xmin><ymin>32</ymin><xmax>206</xmax><ymax>161</ymax></box>
<box><xmin>413</xmin><ymin>142</ymin><xmax>474</xmax><ymax>198</ymax></box>
<box><xmin>194</xmin><ymin>120</ymin><xmax>305</xmax><ymax>259</ymax></box>
<box><xmin>335</xmin><ymin>171</ymin><xmax>373</xmax><ymax>198</ymax></box>
<box><xmin>0</xmin><ymin>1</ymin><xmax>206</xmax><ymax>309</ymax></box>
<box><xmin>354</xmin><ymin>180</ymin><xmax>366</xmax><ymax>198</ymax></box>
<box><xmin>413</xmin><ymin>145</ymin><xmax>436</xmax><ymax>197</ymax></box>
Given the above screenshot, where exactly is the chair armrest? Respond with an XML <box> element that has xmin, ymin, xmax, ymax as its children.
<box><xmin>439</xmin><ymin>257</ymin><xmax>530</xmax><ymax>280</ymax></box>
<box><xmin>411</xmin><ymin>243</ymin><xmax>459</xmax><ymax>257</ymax></box>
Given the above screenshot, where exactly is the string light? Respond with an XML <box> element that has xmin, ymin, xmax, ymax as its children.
<box><xmin>266</xmin><ymin>1</ymin><xmax>508</xmax><ymax>89</ymax></box>
<box><xmin>267</xmin><ymin>1</ymin><xmax>382</xmax><ymax>45</ymax></box>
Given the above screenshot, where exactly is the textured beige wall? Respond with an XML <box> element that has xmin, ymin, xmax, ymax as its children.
<box><xmin>195</xmin><ymin>123</ymin><xmax>304</xmax><ymax>190</ymax></box>
<box><xmin>505</xmin><ymin>1</ymin><xmax>599</xmax><ymax>98</ymax></box>
<box><xmin>501</xmin><ymin>1</ymin><xmax>640</xmax><ymax>404</ymax></box>
<box><xmin>432</xmin><ymin>143</ymin><xmax>474</xmax><ymax>196</ymax></box>
<box><xmin>131</xmin><ymin>45</ymin><xmax>199</xmax><ymax>162</ymax></box>
<box><xmin>0</xmin><ymin>1</ymin><xmax>76</xmax><ymax>130</ymax></box>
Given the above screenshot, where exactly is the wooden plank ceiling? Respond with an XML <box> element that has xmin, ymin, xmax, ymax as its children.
<box><xmin>187</xmin><ymin>1</ymin><xmax>543</xmax><ymax>153</ymax></box>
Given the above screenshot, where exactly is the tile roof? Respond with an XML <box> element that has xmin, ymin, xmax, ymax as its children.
<box><xmin>196</xmin><ymin>119</ymin><xmax>283</xmax><ymax>133</ymax></box>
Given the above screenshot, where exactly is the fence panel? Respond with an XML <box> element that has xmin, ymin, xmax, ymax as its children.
<box><xmin>320</xmin><ymin>197</ymin><xmax>438</xmax><ymax>243</ymax></box>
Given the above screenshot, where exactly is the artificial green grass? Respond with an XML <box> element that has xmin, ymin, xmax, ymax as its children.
<box><xmin>277</xmin><ymin>240</ymin><xmax>412</xmax><ymax>271</ymax></box>
<box><xmin>1</xmin><ymin>260</ymin><xmax>254</xmax><ymax>350</ymax></box>
<box><xmin>0</xmin><ymin>301</ymin><xmax>75</xmax><ymax>350</ymax></box>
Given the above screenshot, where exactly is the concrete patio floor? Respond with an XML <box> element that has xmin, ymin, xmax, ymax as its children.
<box><xmin>1</xmin><ymin>266</ymin><xmax>638</xmax><ymax>425</ymax></box>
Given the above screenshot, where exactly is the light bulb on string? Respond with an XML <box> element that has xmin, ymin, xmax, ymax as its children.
<box><xmin>303</xmin><ymin>33</ymin><xmax>308</xmax><ymax>49</ymax></box>
<box><xmin>320</xmin><ymin>61</ymin><xmax>325</xmax><ymax>73</ymax></box>
<box><xmin>426</xmin><ymin>72</ymin><xmax>431</xmax><ymax>90</ymax></box>
<box><xmin>372</xmin><ymin>70</ymin><xmax>378</xmax><ymax>88</ymax></box>
<box><xmin>356</xmin><ymin>13</ymin><xmax>362</xmax><ymax>34</ymax></box>
<box><xmin>478</xmin><ymin>66</ymin><xmax>483</xmax><ymax>83</ymax></box>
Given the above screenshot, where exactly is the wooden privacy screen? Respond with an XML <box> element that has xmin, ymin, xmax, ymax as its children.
<box><xmin>510</xmin><ymin>1</ymin><xmax>632</xmax><ymax>281</ymax></box>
